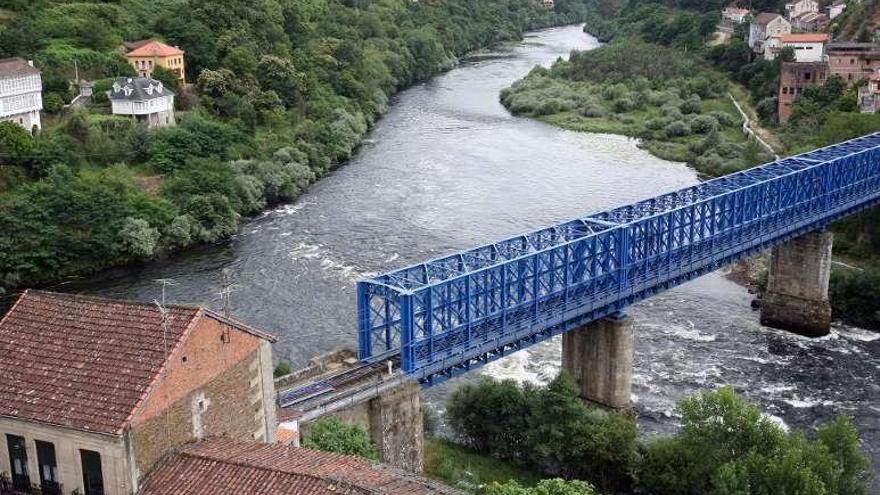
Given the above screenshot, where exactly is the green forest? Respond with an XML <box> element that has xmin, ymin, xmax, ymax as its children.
<box><xmin>0</xmin><ymin>0</ymin><xmax>595</xmax><ymax>295</ymax></box>
<box><xmin>501</xmin><ymin>0</ymin><xmax>880</xmax><ymax>329</ymax></box>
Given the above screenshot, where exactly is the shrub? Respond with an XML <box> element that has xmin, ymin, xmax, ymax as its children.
<box><xmin>830</xmin><ymin>267</ymin><xmax>880</xmax><ymax>329</ymax></box>
<box><xmin>302</xmin><ymin>418</ymin><xmax>378</xmax><ymax>459</ymax></box>
<box><xmin>577</xmin><ymin>104</ymin><xmax>606</xmax><ymax>118</ymax></box>
<box><xmin>660</xmin><ymin>104</ymin><xmax>683</xmax><ymax>119</ymax></box>
<box><xmin>664</xmin><ymin>120</ymin><xmax>691</xmax><ymax>138</ymax></box>
<box><xmin>690</xmin><ymin>115</ymin><xmax>719</xmax><ymax>134</ymax></box>
<box><xmin>709</xmin><ymin>110</ymin><xmax>740</xmax><ymax>127</ymax></box>
<box><xmin>118</xmin><ymin>217</ymin><xmax>160</xmax><ymax>258</ymax></box>
<box><xmin>679</xmin><ymin>94</ymin><xmax>702</xmax><ymax>114</ymax></box>
<box><xmin>483</xmin><ymin>479</ymin><xmax>598</xmax><ymax>495</ymax></box>
<box><xmin>273</xmin><ymin>360</ymin><xmax>293</xmax><ymax>377</ymax></box>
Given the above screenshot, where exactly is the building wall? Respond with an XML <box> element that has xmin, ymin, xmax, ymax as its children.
<box><xmin>127</xmin><ymin>55</ymin><xmax>185</xmax><ymax>83</ymax></box>
<box><xmin>129</xmin><ymin>317</ymin><xmax>275</xmax><ymax>485</ymax></box>
<box><xmin>778</xmin><ymin>62</ymin><xmax>828</xmax><ymax>122</ymax></box>
<box><xmin>0</xmin><ymin>418</ymin><xmax>130</xmax><ymax>495</ymax></box>
<box><xmin>828</xmin><ymin>47</ymin><xmax>880</xmax><ymax>85</ymax></box>
<box><xmin>786</xmin><ymin>41</ymin><xmax>826</xmax><ymax>62</ymax></box>
<box><xmin>787</xmin><ymin>0</ymin><xmax>818</xmax><ymax>19</ymax></box>
<box><xmin>0</xmin><ymin>72</ymin><xmax>42</xmax><ymax>132</ymax></box>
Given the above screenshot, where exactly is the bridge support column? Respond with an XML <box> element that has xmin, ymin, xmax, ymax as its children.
<box><xmin>760</xmin><ymin>231</ymin><xmax>832</xmax><ymax>337</ymax></box>
<box><xmin>562</xmin><ymin>314</ymin><xmax>633</xmax><ymax>409</ymax></box>
<box><xmin>368</xmin><ymin>380</ymin><xmax>424</xmax><ymax>473</ymax></box>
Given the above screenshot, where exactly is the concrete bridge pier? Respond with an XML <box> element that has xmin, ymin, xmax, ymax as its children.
<box><xmin>368</xmin><ymin>380</ymin><xmax>424</xmax><ymax>473</ymax></box>
<box><xmin>562</xmin><ymin>314</ymin><xmax>634</xmax><ymax>409</ymax></box>
<box><xmin>760</xmin><ymin>231</ymin><xmax>833</xmax><ymax>337</ymax></box>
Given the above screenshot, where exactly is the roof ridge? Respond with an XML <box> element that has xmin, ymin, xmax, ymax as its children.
<box><xmin>27</xmin><ymin>289</ymin><xmax>203</xmax><ymax>312</ymax></box>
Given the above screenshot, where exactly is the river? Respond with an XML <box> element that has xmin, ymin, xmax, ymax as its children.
<box><xmin>71</xmin><ymin>25</ymin><xmax>879</xmax><ymax>479</ymax></box>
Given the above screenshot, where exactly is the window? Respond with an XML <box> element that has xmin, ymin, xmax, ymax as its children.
<box><xmin>35</xmin><ymin>440</ymin><xmax>60</xmax><ymax>495</ymax></box>
<box><xmin>6</xmin><ymin>434</ymin><xmax>30</xmax><ymax>490</ymax></box>
<box><xmin>80</xmin><ymin>450</ymin><xmax>105</xmax><ymax>495</ymax></box>
<box><xmin>805</xmin><ymin>72</ymin><xmax>812</xmax><ymax>80</ymax></box>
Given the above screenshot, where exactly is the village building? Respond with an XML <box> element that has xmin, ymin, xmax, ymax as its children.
<box><xmin>858</xmin><ymin>71</ymin><xmax>880</xmax><ymax>113</ymax></box>
<box><xmin>778</xmin><ymin>61</ymin><xmax>828</xmax><ymax>122</ymax></box>
<box><xmin>138</xmin><ymin>438</ymin><xmax>463</xmax><ymax>495</ymax></box>
<box><xmin>780</xmin><ymin>33</ymin><xmax>830</xmax><ymax>62</ymax></box>
<box><xmin>828</xmin><ymin>0</ymin><xmax>847</xmax><ymax>19</ymax></box>
<box><xmin>790</xmin><ymin>11</ymin><xmax>829</xmax><ymax>31</ymax></box>
<box><xmin>0</xmin><ymin>290</ymin><xmax>277</xmax><ymax>495</ymax></box>
<box><xmin>785</xmin><ymin>0</ymin><xmax>819</xmax><ymax>19</ymax></box>
<box><xmin>750</xmin><ymin>13</ymin><xmax>792</xmax><ymax>56</ymax></box>
<box><xmin>125</xmin><ymin>39</ymin><xmax>185</xmax><ymax>84</ymax></box>
<box><xmin>0</xmin><ymin>58</ymin><xmax>42</xmax><ymax>133</ymax></box>
<box><xmin>108</xmin><ymin>77</ymin><xmax>176</xmax><ymax>128</ymax></box>
<box><xmin>722</xmin><ymin>5</ymin><xmax>751</xmax><ymax>23</ymax></box>
<box><xmin>827</xmin><ymin>42</ymin><xmax>880</xmax><ymax>85</ymax></box>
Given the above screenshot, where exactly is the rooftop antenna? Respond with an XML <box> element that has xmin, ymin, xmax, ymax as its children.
<box><xmin>218</xmin><ymin>269</ymin><xmax>237</xmax><ymax>342</ymax></box>
<box><xmin>152</xmin><ymin>278</ymin><xmax>177</xmax><ymax>443</ymax></box>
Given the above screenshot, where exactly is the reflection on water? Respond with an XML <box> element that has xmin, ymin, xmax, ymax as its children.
<box><xmin>72</xmin><ymin>25</ymin><xmax>879</xmax><ymax>479</ymax></box>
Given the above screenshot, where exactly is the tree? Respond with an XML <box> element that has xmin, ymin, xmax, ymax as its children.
<box><xmin>151</xmin><ymin>65</ymin><xmax>180</xmax><ymax>93</ymax></box>
<box><xmin>0</xmin><ymin>121</ymin><xmax>34</xmax><ymax>167</ymax></box>
<box><xmin>302</xmin><ymin>418</ymin><xmax>378</xmax><ymax>459</ymax></box>
<box><xmin>483</xmin><ymin>479</ymin><xmax>598</xmax><ymax>495</ymax></box>
<box><xmin>256</xmin><ymin>55</ymin><xmax>299</xmax><ymax>107</ymax></box>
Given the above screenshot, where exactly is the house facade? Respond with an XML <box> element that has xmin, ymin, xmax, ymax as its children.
<box><xmin>722</xmin><ymin>6</ymin><xmax>750</xmax><ymax>23</ymax></box>
<box><xmin>0</xmin><ymin>291</ymin><xmax>277</xmax><ymax>495</ymax></box>
<box><xmin>108</xmin><ymin>77</ymin><xmax>176</xmax><ymax>128</ymax></box>
<box><xmin>125</xmin><ymin>40</ymin><xmax>186</xmax><ymax>83</ymax></box>
<box><xmin>778</xmin><ymin>61</ymin><xmax>828</xmax><ymax>122</ymax></box>
<box><xmin>859</xmin><ymin>72</ymin><xmax>880</xmax><ymax>113</ymax></box>
<box><xmin>828</xmin><ymin>0</ymin><xmax>847</xmax><ymax>19</ymax></box>
<box><xmin>780</xmin><ymin>33</ymin><xmax>829</xmax><ymax>62</ymax></box>
<box><xmin>0</xmin><ymin>58</ymin><xmax>42</xmax><ymax>133</ymax></box>
<box><xmin>785</xmin><ymin>0</ymin><xmax>819</xmax><ymax>19</ymax></box>
<box><xmin>750</xmin><ymin>13</ymin><xmax>792</xmax><ymax>55</ymax></box>
<box><xmin>827</xmin><ymin>42</ymin><xmax>880</xmax><ymax>85</ymax></box>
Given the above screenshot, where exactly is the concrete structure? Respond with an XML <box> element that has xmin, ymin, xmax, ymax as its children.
<box><xmin>828</xmin><ymin>0</ymin><xmax>847</xmax><ymax>19</ymax></box>
<box><xmin>786</xmin><ymin>0</ymin><xmax>819</xmax><ymax>19</ymax></box>
<box><xmin>0</xmin><ymin>291</ymin><xmax>277</xmax><ymax>495</ymax></box>
<box><xmin>125</xmin><ymin>39</ymin><xmax>185</xmax><ymax>83</ymax></box>
<box><xmin>139</xmin><ymin>438</ymin><xmax>461</xmax><ymax>495</ymax></box>
<box><xmin>761</xmin><ymin>231</ymin><xmax>833</xmax><ymax>337</ymax></box>
<box><xmin>859</xmin><ymin>71</ymin><xmax>880</xmax><ymax>112</ymax></box>
<box><xmin>750</xmin><ymin>13</ymin><xmax>792</xmax><ymax>55</ymax></box>
<box><xmin>827</xmin><ymin>42</ymin><xmax>880</xmax><ymax>85</ymax></box>
<box><xmin>562</xmin><ymin>315</ymin><xmax>634</xmax><ymax>409</ymax></box>
<box><xmin>778</xmin><ymin>61</ymin><xmax>828</xmax><ymax>122</ymax></box>
<box><xmin>0</xmin><ymin>58</ymin><xmax>42</xmax><ymax>133</ymax></box>
<box><xmin>108</xmin><ymin>77</ymin><xmax>175</xmax><ymax>128</ymax></box>
<box><xmin>780</xmin><ymin>33</ymin><xmax>829</xmax><ymax>62</ymax></box>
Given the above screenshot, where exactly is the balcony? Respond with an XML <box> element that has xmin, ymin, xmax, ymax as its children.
<box><xmin>0</xmin><ymin>475</ymin><xmax>63</xmax><ymax>495</ymax></box>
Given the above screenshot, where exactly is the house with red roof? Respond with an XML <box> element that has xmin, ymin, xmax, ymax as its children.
<box><xmin>0</xmin><ymin>291</ymin><xmax>277</xmax><ymax>495</ymax></box>
<box><xmin>780</xmin><ymin>33</ymin><xmax>830</xmax><ymax>62</ymax></box>
<box><xmin>125</xmin><ymin>40</ymin><xmax>186</xmax><ymax>84</ymax></box>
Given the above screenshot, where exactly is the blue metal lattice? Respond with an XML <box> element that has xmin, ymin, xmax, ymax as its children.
<box><xmin>357</xmin><ymin>132</ymin><xmax>880</xmax><ymax>385</ymax></box>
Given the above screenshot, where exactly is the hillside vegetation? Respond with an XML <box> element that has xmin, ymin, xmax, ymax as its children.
<box><xmin>0</xmin><ymin>0</ymin><xmax>594</xmax><ymax>294</ymax></box>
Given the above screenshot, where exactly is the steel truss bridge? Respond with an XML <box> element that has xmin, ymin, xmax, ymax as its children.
<box><xmin>357</xmin><ymin>132</ymin><xmax>880</xmax><ymax>385</ymax></box>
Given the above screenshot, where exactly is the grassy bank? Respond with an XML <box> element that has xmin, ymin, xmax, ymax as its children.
<box><xmin>425</xmin><ymin>439</ymin><xmax>543</xmax><ymax>492</ymax></box>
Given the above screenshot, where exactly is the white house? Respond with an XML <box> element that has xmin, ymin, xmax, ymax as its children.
<box><xmin>722</xmin><ymin>6</ymin><xmax>751</xmax><ymax>23</ymax></box>
<box><xmin>750</xmin><ymin>13</ymin><xmax>792</xmax><ymax>54</ymax></box>
<box><xmin>828</xmin><ymin>0</ymin><xmax>847</xmax><ymax>19</ymax></box>
<box><xmin>785</xmin><ymin>0</ymin><xmax>819</xmax><ymax>19</ymax></box>
<box><xmin>780</xmin><ymin>33</ymin><xmax>830</xmax><ymax>62</ymax></box>
<box><xmin>108</xmin><ymin>77</ymin><xmax>175</xmax><ymax>128</ymax></box>
<box><xmin>0</xmin><ymin>58</ymin><xmax>42</xmax><ymax>133</ymax></box>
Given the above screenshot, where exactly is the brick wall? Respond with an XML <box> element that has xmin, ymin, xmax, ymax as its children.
<box><xmin>778</xmin><ymin>61</ymin><xmax>828</xmax><ymax>122</ymax></box>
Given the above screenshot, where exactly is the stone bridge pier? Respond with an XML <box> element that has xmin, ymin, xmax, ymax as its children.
<box><xmin>760</xmin><ymin>231</ymin><xmax>833</xmax><ymax>338</ymax></box>
<box><xmin>562</xmin><ymin>314</ymin><xmax>634</xmax><ymax>409</ymax></box>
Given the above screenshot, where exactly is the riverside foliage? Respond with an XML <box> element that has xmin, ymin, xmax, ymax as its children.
<box><xmin>0</xmin><ymin>0</ymin><xmax>595</xmax><ymax>294</ymax></box>
<box><xmin>445</xmin><ymin>376</ymin><xmax>873</xmax><ymax>495</ymax></box>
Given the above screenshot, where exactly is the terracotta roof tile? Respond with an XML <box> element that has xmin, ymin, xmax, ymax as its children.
<box><xmin>781</xmin><ymin>33</ymin><xmax>830</xmax><ymax>43</ymax></box>
<box><xmin>126</xmin><ymin>40</ymin><xmax>184</xmax><ymax>58</ymax></box>
<box><xmin>139</xmin><ymin>439</ymin><xmax>464</xmax><ymax>495</ymax></box>
<box><xmin>0</xmin><ymin>290</ymin><xmax>275</xmax><ymax>434</ymax></box>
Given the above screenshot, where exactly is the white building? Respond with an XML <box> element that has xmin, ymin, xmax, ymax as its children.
<box><xmin>0</xmin><ymin>58</ymin><xmax>42</xmax><ymax>133</ymax></box>
<box><xmin>108</xmin><ymin>77</ymin><xmax>175</xmax><ymax>128</ymax></box>
<box><xmin>780</xmin><ymin>33</ymin><xmax>830</xmax><ymax>62</ymax></box>
<box><xmin>828</xmin><ymin>0</ymin><xmax>847</xmax><ymax>19</ymax></box>
<box><xmin>750</xmin><ymin>13</ymin><xmax>792</xmax><ymax>54</ymax></box>
<box><xmin>722</xmin><ymin>6</ymin><xmax>751</xmax><ymax>23</ymax></box>
<box><xmin>785</xmin><ymin>0</ymin><xmax>819</xmax><ymax>19</ymax></box>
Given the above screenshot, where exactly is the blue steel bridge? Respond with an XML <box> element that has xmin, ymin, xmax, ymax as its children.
<box><xmin>356</xmin><ymin>132</ymin><xmax>880</xmax><ymax>386</ymax></box>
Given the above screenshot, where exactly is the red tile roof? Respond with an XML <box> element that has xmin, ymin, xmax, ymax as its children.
<box><xmin>781</xmin><ymin>33</ymin><xmax>830</xmax><ymax>43</ymax></box>
<box><xmin>127</xmin><ymin>40</ymin><xmax>184</xmax><ymax>58</ymax></box>
<box><xmin>140</xmin><ymin>439</ymin><xmax>463</xmax><ymax>495</ymax></box>
<box><xmin>754</xmin><ymin>12</ymin><xmax>783</xmax><ymax>25</ymax></box>
<box><xmin>0</xmin><ymin>290</ymin><xmax>274</xmax><ymax>434</ymax></box>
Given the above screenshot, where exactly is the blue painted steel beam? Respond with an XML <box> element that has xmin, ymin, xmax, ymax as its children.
<box><xmin>357</xmin><ymin>132</ymin><xmax>880</xmax><ymax>385</ymax></box>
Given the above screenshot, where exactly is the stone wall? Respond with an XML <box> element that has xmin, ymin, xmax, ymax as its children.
<box><xmin>562</xmin><ymin>315</ymin><xmax>634</xmax><ymax>409</ymax></box>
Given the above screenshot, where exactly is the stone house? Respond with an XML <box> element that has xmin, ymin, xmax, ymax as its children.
<box><xmin>858</xmin><ymin>71</ymin><xmax>880</xmax><ymax>113</ymax></box>
<box><xmin>108</xmin><ymin>77</ymin><xmax>176</xmax><ymax>128</ymax></box>
<box><xmin>722</xmin><ymin>5</ymin><xmax>751</xmax><ymax>23</ymax></box>
<box><xmin>750</xmin><ymin>13</ymin><xmax>792</xmax><ymax>56</ymax></box>
<box><xmin>785</xmin><ymin>0</ymin><xmax>819</xmax><ymax>19</ymax></box>
<box><xmin>778</xmin><ymin>61</ymin><xmax>828</xmax><ymax>122</ymax></box>
<box><xmin>828</xmin><ymin>0</ymin><xmax>847</xmax><ymax>19</ymax></box>
<box><xmin>827</xmin><ymin>42</ymin><xmax>880</xmax><ymax>85</ymax></box>
<box><xmin>125</xmin><ymin>40</ymin><xmax>185</xmax><ymax>84</ymax></box>
<box><xmin>0</xmin><ymin>290</ymin><xmax>277</xmax><ymax>495</ymax></box>
<box><xmin>0</xmin><ymin>58</ymin><xmax>42</xmax><ymax>133</ymax></box>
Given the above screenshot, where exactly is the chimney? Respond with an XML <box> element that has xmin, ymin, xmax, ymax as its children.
<box><xmin>27</xmin><ymin>60</ymin><xmax>34</xmax><ymax>67</ymax></box>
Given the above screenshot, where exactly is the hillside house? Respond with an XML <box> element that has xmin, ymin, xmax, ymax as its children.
<box><xmin>0</xmin><ymin>58</ymin><xmax>42</xmax><ymax>133</ymax></box>
<box><xmin>108</xmin><ymin>77</ymin><xmax>176</xmax><ymax>128</ymax></box>
<box><xmin>785</xmin><ymin>0</ymin><xmax>819</xmax><ymax>19</ymax></box>
<box><xmin>125</xmin><ymin>40</ymin><xmax>185</xmax><ymax>84</ymax></box>
<box><xmin>780</xmin><ymin>33</ymin><xmax>830</xmax><ymax>62</ymax></box>
<box><xmin>722</xmin><ymin>6</ymin><xmax>751</xmax><ymax>23</ymax></box>
<box><xmin>778</xmin><ymin>61</ymin><xmax>828</xmax><ymax>122</ymax></box>
<box><xmin>0</xmin><ymin>291</ymin><xmax>277</xmax><ymax>495</ymax></box>
<box><xmin>750</xmin><ymin>13</ymin><xmax>792</xmax><ymax>55</ymax></box>
<box><xmin>791</xmin><ymin>11</ymin><xmax>829</xmax><ymax>31</ymax></box>
<box><xmin>858</xmin><ymin>71</ymin><xmax>880</xmax><ymax>113</ymax></box>
<box><xmin>828</xmin><ymin>0</ymin><xmax>847</xmax><ymax>19</ymax></box>
<box><xmin>827</xmin><ymin>42</ymin><xmax>880</xmax><ymax>85</ymax></box>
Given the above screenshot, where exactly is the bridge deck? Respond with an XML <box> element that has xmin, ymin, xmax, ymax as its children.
<box><xmin>357</xmin><ymin>132</ymin><xmax>880</xmax><ymax>385</ymax></box>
